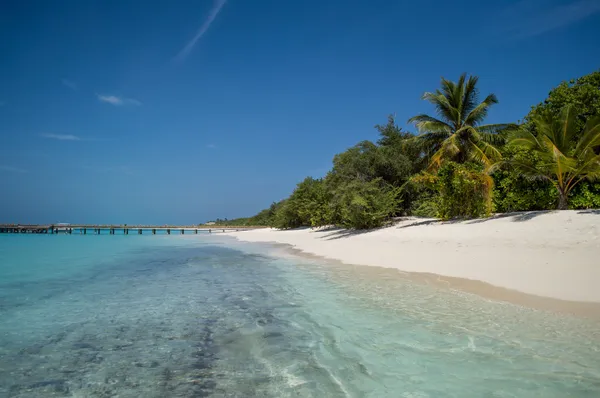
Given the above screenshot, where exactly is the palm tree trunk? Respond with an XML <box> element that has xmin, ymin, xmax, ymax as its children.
<box><xmin>558</xmin><ymin>187</ymin><xmax>568</xmax><ymax>210</ymax></box>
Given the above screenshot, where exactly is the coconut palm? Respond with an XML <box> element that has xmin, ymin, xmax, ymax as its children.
<box><xmin>408</xmin><ymin>73</ymin><xmax>511</xmax><ymax>169</ymax></box>
<box><xmin>502</xmin><ymin>105</ymin><xmax>600</xmax><ymax>209</ymax></box>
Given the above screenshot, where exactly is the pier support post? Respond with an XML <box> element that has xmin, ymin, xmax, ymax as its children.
<box><xmin>167</xmin><ymin>229</ymin><xmax>170</xmax><ymax>235</ymax></box>
<box><xmin>152</xmin><ymin>229</ymin><xmax>156</xmax><ymax>235</ymax></box>
<box><xmin>83</xmin><ymin>228</ymin><xmax>86</xmax><ymax>235</ymax></box>
<box><xmin>181</xmin><ymin>229</ymin><xmax>184</xmax><ymax>235</ymax></box>
<box><xmin>68</xmin><ymin>228</ymin><xmax>72</xmax><ymax>235</ymax></box>
<box><xmin>138</xmin><ymin>229</ymin><xmax>142</xmax><ymax>235</ymax></box>
<box><xmin>195</xmin><ymin>229</ymin><xmax>197</xmax><ymax>234</ymax></box>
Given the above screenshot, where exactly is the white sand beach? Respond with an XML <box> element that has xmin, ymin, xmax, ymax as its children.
<box><xmin>226</xmin><ymin>210</ymin><xmax>600</xmax><ymax>303</ymax></box>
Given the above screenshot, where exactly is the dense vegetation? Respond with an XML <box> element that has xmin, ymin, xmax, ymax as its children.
<box><xmin>211</xmin><ymin>71</ymin><xmax>600</xmax><ymax>229</ymax></box>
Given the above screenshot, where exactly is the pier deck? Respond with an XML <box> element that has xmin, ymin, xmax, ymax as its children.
<box><xmin>0</xmin><ymin>224</ymin><xmax>259</xmax><ymax>235</ymax></box>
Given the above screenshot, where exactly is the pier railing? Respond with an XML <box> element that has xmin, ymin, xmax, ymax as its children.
<box><xmin>0</xmin><ymin>224</ymin><xmax>262</xmax><ymax>235</ymax></box>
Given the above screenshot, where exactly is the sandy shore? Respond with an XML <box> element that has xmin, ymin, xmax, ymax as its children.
<box><xmin>225</xmin><ymin>210</ymin><xmax>600</xmax><ymax>304</ymax></box>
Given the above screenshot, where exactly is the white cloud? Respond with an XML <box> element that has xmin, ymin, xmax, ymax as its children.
<box><xmin>40</xmin><ymin>133</ymin><xmax>81</xmax><ymax>141</ymax></box>
<box><xmin>61</xmin><ymin>79</ymin><xmax>78</xmax><ymax>90</ymax></box>
<box><xmin>0</xmin><ymin>165</ymin><xmax>27</xmax><ymax>173</ymax></box>
<box><xmin>175</xmin><ymin>0</ymin><xmax>227</xmax><ymax>62</ymax></box>
<box><xmin>97</xmin><ymin>94</ymin><xmax>141</xmax><ymax>106</ymax></box>
<box><xmin>98</xmin><ymin>95</ymin><xmax>123</xmax><ymax>105</ymax></box>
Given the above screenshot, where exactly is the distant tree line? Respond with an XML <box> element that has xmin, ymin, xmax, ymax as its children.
<box><xmin>216</xmin><ymin>71</ymin><xmax>600</xmax><ymax>229</ymax></box>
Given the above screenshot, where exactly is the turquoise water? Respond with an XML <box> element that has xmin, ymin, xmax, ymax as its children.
<box><xmin>1</xmin><ymin>234</ymin><xmax>599</xmax><ymax>397</ymax></box>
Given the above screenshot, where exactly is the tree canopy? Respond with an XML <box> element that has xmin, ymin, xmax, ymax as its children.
<box><xmin>214</xmin><ymin>70</ymin><xmax>600</xmax><ymax>229</ymax></box>
<box><xmin>408</xmin><ymin>73</ymin><xmax>511</xmax><ymax>169</ymax></box>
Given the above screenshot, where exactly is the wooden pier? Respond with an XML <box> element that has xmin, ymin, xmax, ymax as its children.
<box><xmin>0</xmin><ymin>224</ymin><xmax>258</xmax><ymax>235</ymax></box>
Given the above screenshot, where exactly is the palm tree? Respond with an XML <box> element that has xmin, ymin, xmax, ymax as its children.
<box><xmin>501</xmin><ymin>105</ymin><xmax>600</xmax><ymax>209</ymax></box>
<box><xmin>409</xmin><ymin>73</ymin><xmax>511</xmax><ymax>169</ymax></box>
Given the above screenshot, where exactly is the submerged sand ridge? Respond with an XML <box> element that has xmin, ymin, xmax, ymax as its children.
<box><xmin>225</xmin><ymin>210</ymin><xmax>600</xmax><ymax>303</ymax></box>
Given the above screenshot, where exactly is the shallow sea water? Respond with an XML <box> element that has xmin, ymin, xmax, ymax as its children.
<box><xmin>0</xmin><ymin>233</ymin><xmax>599</xmax><ymax>397</ymax></box>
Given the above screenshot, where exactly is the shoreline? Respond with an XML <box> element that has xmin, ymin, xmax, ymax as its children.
<box><xmin>224</xmin><ymin>210</ymin><xmax>600</xmax><ymax>314</ymax></box>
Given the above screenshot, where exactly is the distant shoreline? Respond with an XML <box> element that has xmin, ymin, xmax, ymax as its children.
<box><xmin>225</xmin><ymin>210</ymin><xmax>600</xmax><ymax>316</ymax></box>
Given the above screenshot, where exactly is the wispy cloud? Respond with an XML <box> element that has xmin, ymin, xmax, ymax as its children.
<box><xmin>40</xmin><ymin>133</ymin><xmax>81</xmax><ymax>141</ymax></box>
<box><xmin>175</xmin><ymin>0</ymin><xmax>227</xmax><ymax>62</ymax></box>
<box><xmin>207</xmin><ymin>143</ymin><xmax>217</xmax><ymax>149</ymax></box>
<box><xmin>0</xmin><ymin>165</ymin><xmax>27</xmax><ymax>173</ymax></box>
<box><xmin>61</xmin><ymin>78</ymin><xmax>78</xmax><ymax>90</ymax></box>
<box><xmin>501</xmin><ymin>0</ymin><xmax>600</xmax><ymax>38</ymax></box>
<box><xmin>97</xmin><ymin>94</ymin><xmax>141</xmax><ymax>106</ymax></box>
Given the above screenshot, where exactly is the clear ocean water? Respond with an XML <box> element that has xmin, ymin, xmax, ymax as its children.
<box><xmin>1</xmin><ymin>233</ymin><xmax>599</xmax><ymax>397</ymax></box>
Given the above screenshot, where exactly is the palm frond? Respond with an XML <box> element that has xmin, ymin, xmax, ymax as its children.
<box><xmin>410</xmin><ymin>74</ymin><xmax>506</xmax><ymax>168</ymax></box>
<box><xmin>539</xmin><ymin>135</ymin><xmax>577</xmax><ymax>174</ymax></box>
<box><xmin>422</xmin><ymin>91</ymin><xmax>458</xmax><ymax>125</ymax></box>
<box><xmin>477</xmin><ymin>123</ymin><xmax>517</xmax><ymax>134</ymax></box>
<box><xmin>570</xmin><ymin>154</ymin><xmax>600</xmax><ymax>183</ymax></box>
<box><xmin>558</xmin><ymin>105</ymin><xmax>578</xmax><ymax>151</ymax></box>
<box><xmin>461</xmin><ymin>74</ymin><xmax>480</xmax><ymax>122</ymax></box>
<box><xmin>473</xmin><ymin>129</ymin><xmax>505</xmax><ymax>146</ymax></box>
<box><xmin>467</xmin><ymin>139</ymin><xmax>502</xmax><ymax>167</ymax></box>
<box><xmin>506</xmin><ymin>159</ymin><xmax>551</xmax><ymax>182</ymax></box>
<box><xmin>488</xmin><ymin>160</ymin><xmax>510</xmax><ymax>174</ymax></box>
<box><xmin>507</xmin><ymin>128</ymin><xmax>542</xmax><ymax>150</ymax></box>
<box><xmin>575</xmin><ymin>115</ymin><xmax>600</xmax><ymax>155</ymax></box>
<box><xmin>464</xmin><ymin>93</ymin><xmax>498</xmax><ymax>126</ymax></box>
<box><xmin>455</xmin><ymin>74</ymin><xmax>467</xmax><ymax>122</ymax></box>
<box><xmin>440</xmin><ymin>77</ymin><xmax>457</xmax><ymax>105</ymax></box>
<box><xmin>408</xmin><ymin>114</ymin><xmax>453</xmax><ymax>133</ymax></box>
<box><xmin>420</xmin><ymin>131</ymin><xmax>453</xmax><ymax>142</ymax></box>
<box><xmin>429</xmin><ymin>135</ymin><xmax>461</xmax><ymax>169</ymax></box>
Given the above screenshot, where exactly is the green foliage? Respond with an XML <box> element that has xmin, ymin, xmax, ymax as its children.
<box><xmin>295</xmin><ymin>178</ymin><xmax>335</xmax><ymax>228</ymax></box>
<box><xmin>410</xmin><ymin>190</ymin><xmax>439</xmax><ymax>218</ymax></box>
<box><xmin>331</xmin><ymin>178</ymin><xmax>400</xmax><ymax>229</ymax></box>
<box><xmin>326</xmin><ymin>116</ymin><xmax>424</xmax><ymax>215</ymax></box>
<box><xmin>493</xmin><ymin>169</ymin><xmax>557</xmax><ymax>212</ymax></box>
<box><xmin>415</xmin><ymin>162</ymin><xmax>493</xmax><ymax>220</ymax></box>
<box><xmin>527</xmin><ymin>70</ymin><xmax>600</xmax><ymax>133</ymax></box>
<box><xmin>408</xmin><ymin>73</ymin><xmax>512</xmax><ymax>168</ymax></box>
<box><xmin>501</xmin><ymin>105</ymin><xmax>600</xmax><ymax>209</ymax></box>
<box><xmin>327</xmin><ymin>140</ymin><xmax>412</xmax><ymax>187</ymax></box>
<box><xmin>569</xmin><ymin>182</ymin><xmax>600</xmax><ymax>209</ymax></box>
<box><xmin>271</xmin><ymin>199</ymin><xmax>304</xmax><ymax>229</ymax></box>
<box><xmin>230</xmin><ymin>71</ymin><xmax>600</xmax><ymax>229</ymax></box>
<box><xmin>492</xmin><ymin>147</ymin><xmax>557</xmax><ymax>212</ymax></box>
<box><xmin>271</xmin><ymin>177</ymin><xmax>333</xmax><ymax>229</ymax></box>
<box><xmin>376</xmin><ymin>115</ymin><xmax>427</xmax><ymax>173</ymax></box>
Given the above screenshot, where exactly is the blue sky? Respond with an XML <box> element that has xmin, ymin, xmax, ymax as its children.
<box><xmin>1</xmin><ymin>0</ymin><xmax>599</xmax><ymax>224</ymax></box>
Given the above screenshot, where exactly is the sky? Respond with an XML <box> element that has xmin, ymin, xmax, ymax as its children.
<box><xmin>1</xmin><ymin>0</ymin><xmax>599</xmax><ymax>224</ymax></box>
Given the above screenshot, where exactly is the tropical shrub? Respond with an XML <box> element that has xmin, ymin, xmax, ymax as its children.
<box><xmin>331</xmin><ymin>178</ymin><xmax>400</xmax><ymax>229</ymax></box>
<box><xmin>502</xmin><ymin>105</ymin><xmax>600</xmax><ymax>209</ymax></box>
<box><xmin>569</xmin><ymin>182</ymin><xmax>600</xmax><ymax>209</ymax></box>
<box><xmin>415</xmin><ymin>162</ymin><xmax>493</xmax><ymax>219</ymax></box>
<box><xmin>492</xmin><ymin>148</ymin><xmax>557</xmax><ymax>212</ymax></box>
